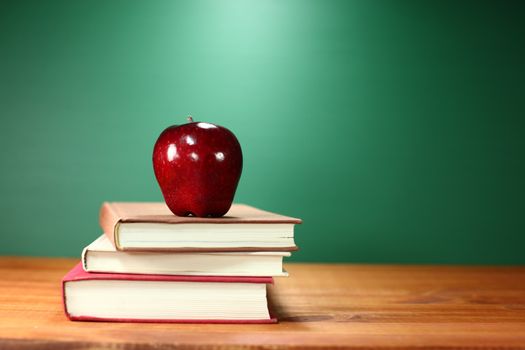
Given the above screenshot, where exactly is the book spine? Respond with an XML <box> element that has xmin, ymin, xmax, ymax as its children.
<box><xmin>99</xmin><ymin>202</ymin><xmax>121</xmax><ymax>250</ymax></box>
<box><xmin>80</xmin><ymin>245</ymin><xmax>89</xmax><ymax>271</ymax></box>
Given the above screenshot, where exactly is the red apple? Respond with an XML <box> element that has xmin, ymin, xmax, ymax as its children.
<box><xmin>152</xmin><ymin>117</ymin><xmax>243</xmax><ymax>217</ymax></box>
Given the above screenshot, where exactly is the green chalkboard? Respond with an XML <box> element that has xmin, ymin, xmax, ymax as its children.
<box><xmin>1</xmin><ymin>0</ymin><xmax>524</xmax><ymax>263</ymax></box>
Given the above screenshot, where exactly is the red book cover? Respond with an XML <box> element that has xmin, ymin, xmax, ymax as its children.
<box><xmin>62</xmin><ymin>263</ymin><xmax>276</xmax><ymax>323</ymax></box>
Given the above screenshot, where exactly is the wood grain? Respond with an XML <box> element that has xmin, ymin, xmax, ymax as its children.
<box><xmin>0</xmin><ymin>257</ymin><xmax>524</xmax><ymax>349</ymax></box>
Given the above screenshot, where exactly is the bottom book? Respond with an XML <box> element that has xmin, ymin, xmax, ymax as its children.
<box><xmin>62</xmin><ymin>263</ymin><xmax>276</xmax><ymax>323</ymax></box>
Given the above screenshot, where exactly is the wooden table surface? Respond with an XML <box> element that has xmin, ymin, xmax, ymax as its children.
<box><xmin>1</xmin><ymin>257</ymin><xmax>525</xmax><ymax>349</ymax></box>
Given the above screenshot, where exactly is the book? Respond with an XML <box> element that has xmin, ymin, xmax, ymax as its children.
<box><xmin>100</xmin><ymin>202</ymin><xmax>301</xmax><ymax>252</ymax></box>
<box><xmin>63</xmin><ymin>263</ymin><xmax>276</xmax><ymax>323</ymax></box>
<box><xmin>82</xmin><ymin>235</ymin><xmax>290</xmax><ymax>276</ymax></box>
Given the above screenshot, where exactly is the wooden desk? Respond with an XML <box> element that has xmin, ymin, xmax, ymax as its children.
<box><xmin>0</xmin><ymin>257</ymin><xmax>524</xmax><ymax>349</ymax></box>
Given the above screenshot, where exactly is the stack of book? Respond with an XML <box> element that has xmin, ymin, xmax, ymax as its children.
<box><xmin>62</xmin><ymin>202</ymin><xmax>301</xmax><ymax>323</ymax></box>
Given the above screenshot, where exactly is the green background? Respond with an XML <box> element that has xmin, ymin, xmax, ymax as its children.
<box><xmin>1</xmin><ymin>0</ymin><xmax>524</xmax><ymax>263</ymax></box>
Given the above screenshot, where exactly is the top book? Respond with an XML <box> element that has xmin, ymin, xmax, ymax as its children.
<box><xmin>100</xmin><ymin>202</ymin><xmax>302</xmax><ymax>252</ymax></box>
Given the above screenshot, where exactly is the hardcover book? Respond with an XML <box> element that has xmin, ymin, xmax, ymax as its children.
<box><xmin>63</xmin><ymin>263</ymin><xmax>276</xmax><ymax>323</ymax></box>
<box><xmin>82</xmin><ymin>235</ymin><xmax>290</xmax><ymax>276</ymax></box>
<box><xmin>99</xmin><ymin>202</ymin><xmax>301</xmax><ymax>252</ymax></box>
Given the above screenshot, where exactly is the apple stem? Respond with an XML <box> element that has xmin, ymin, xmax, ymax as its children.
<box><xmin>187</xmin><ymin>116</ymin><xmax>194</xmax><ymax>123</ymax></box>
